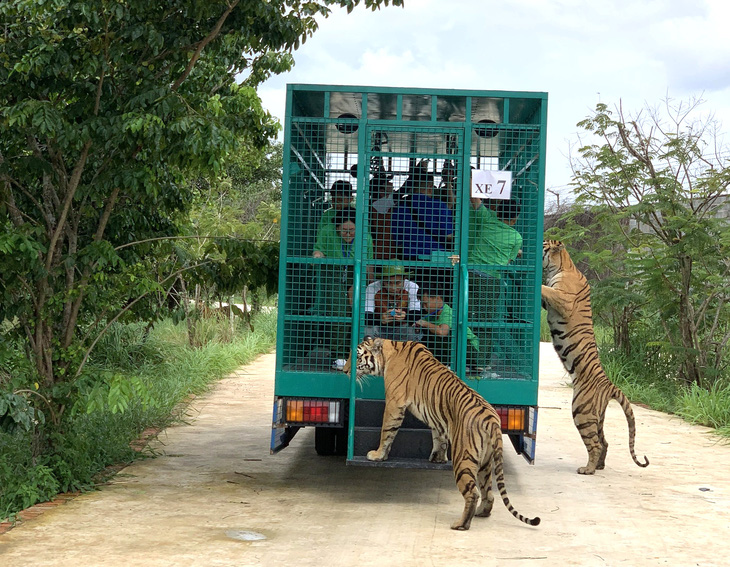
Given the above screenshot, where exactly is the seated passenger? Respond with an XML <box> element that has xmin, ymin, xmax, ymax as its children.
<box><xmin>311</xmin><ymin>208</ymin><xmax>373</xmax><ymax>362</ymax></box>
<box><xmin>468</xmin><ymin>196</ymin><xmax>523</xmax><ymax>371</ymax></box>
<box><xmin>363</xmin><ymin>266</ymin><xmax>421</xmax><ymax>342</ymax></box>
<box><xmin>313</xmin><ymin>179</ymin><xmax>355</xmax><ymax>256</ymax></box>
<box><xmin>415</xmin><ymin>285</ymin><xmax>479</xmax><ymax>369</ymax></box>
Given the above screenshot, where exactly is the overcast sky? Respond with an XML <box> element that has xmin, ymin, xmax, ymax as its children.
<box><xmin>258</xmin><ymin>0</ymin><xmax>730</xmax><ymax>207</ymax></box>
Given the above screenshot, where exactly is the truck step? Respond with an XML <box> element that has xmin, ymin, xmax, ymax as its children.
<box><xmin>347</xmin><ymin>456</ymin><xmax>451</xmax><ymax>470</ymax></box>
<box><xmin>354</xmin><ymin>399</ymin><xmax>430</xmax><ymax>429</ymax></box>
<box><xmin>353</xmin><ymin>426</ymin><xmax>449</xmax><ymax>461</ymax></box>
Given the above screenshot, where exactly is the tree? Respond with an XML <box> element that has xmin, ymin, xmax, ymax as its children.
<box><xmin>172</xmin><ymin>141</ymin><xmax>283</xmax><ymax>345</ymax></box>
<box><xmin>565</xmin><ymin>97</ymin><xmax>730</xmax><ymax>387</ymax></box>
<box><xmin>0</xmin><ymin>0</ymin><xmax>403</xmax><ymax>408</ymax></box>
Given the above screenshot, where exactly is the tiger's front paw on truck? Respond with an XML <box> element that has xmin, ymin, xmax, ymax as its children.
<box><xmin>366</xmin><ymin>450</ymin><xmax>387</xmax><ymax>461</ymax></box>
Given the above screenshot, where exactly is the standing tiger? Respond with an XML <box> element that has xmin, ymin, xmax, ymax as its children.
<box><xmin>541</xmin><ymin>239</ymin><xmax>650</xmax><ymax>475</ymax></box>
<box><xmin>343</xmin><ymin>336</ymin><xmax>540</xmax><ymax>531</ymax></box>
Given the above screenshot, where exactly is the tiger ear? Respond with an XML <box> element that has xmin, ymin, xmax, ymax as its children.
<box><xmin>371</xmin><ymin>338</ymin><xmax>385</xmax><ymax>354</ymax></box>
<box><xmin>555</xmin><ymin>240</ymin><xmax>565</xmax><ymax>250</ymax></box>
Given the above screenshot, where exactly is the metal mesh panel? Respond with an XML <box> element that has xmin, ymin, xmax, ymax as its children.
<box><xmin>278</xmin><ymin>86</ymin><xmax>546</xmax><ymax>401</ymax></box>
<box><xmin>466</xmin><ymin>122</ymin><xmax>542</xmax><ymax>380</ymax></box>
<box><xmin>359</xmin><ymin>125</ymin><xmax>464</xmax><ymax>371</ymax></box>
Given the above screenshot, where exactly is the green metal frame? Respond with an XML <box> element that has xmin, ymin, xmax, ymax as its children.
<box><xmin>274</xmin><ymin>84</ymin><xmax>548</xmax><ymax>459</ymax></box>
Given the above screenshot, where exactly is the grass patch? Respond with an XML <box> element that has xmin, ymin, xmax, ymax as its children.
<box><xmin>594</xmin><ymin>330</ymin><xmax>730</xmax><ymax>440</ymax></box>
<box><xmin>676</xmin><ymin>382</ymin><xmax>730</xmax><ymax>435</ymax></box>
<box><xmin>0</xmin><ymin>308</ymin><xmax>278</xmax><ymax>522</ymax></box>
<box><xmin>599</xmin><ymin>348</ymin><xmax>681</xmax><ymax>415</ymax></box>
<box><xmin>539</xmin><ymin>309</ymin><xmax>551</xmax><ymax>342</ymax></box>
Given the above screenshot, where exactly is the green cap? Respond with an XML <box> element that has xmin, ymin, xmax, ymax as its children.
<box><xmin>381</xmin><ymin>265</ymin><xmax>407</xmax><ymax>278</ymax></box>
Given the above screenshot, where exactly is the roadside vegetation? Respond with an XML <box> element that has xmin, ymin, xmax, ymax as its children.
<box><xmin>544</xmin><ymin>96</ymin><xmax>730</xmax><ymax>439</ymax></box>
<box><xmin>1</xmin><ymin>309</ymin><xmax>277</xmax><ymax>523</ymax></box>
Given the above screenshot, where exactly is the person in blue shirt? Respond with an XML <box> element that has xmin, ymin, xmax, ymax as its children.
<box><xmin>391</xmin><ymin>166</ymin><xmax>454</xmax><ymax>260</ymax></box>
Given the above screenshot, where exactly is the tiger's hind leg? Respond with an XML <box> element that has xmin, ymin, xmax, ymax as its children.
<box><xmin>450</xmin><ymin>442</ymin><xmax>479</xmax><ymax>530</ymax></box>
<box><xmin>475</xmin><ymin>452</ymin><xmax>494</xmax><ymax>518</ymax></box>
<box><xmin>596</xmin><ymin>410</ymin><xmax>608</xmax><ymax>470</ymax></box>
<box><xmin>573</xmin><ymin>405</ymin><xmax>603</xmax><ymax>475</ymax></box>
<box><xmin>429</xmin><ymin>428</ymin><xmax>449</xmax><ymax>464</ymax></box>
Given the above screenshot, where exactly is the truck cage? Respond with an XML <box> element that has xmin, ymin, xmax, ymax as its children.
<box><xmin>272</xmin><ymin>84</ymin><xmax>547</xmax><ymax>466</ymax></box>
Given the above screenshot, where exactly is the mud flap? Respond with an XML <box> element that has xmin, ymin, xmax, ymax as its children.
<box><xmin>507</xmin><ymin>406</ymin><xmax>538</xmax><ymax>464</ymax></box>
<box><xmin>522</xmin><ymin>406</ymin><xmax>538</xmax><ymax>463</ymax></box>
<box><xmin>270</xmin><ymin>398</ymin><xmax>300</xmax><ymax>453</ymax></box>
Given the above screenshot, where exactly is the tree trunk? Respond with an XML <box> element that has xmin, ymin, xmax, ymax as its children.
<box><xmin>677</xmin><ymin>254</ymin><xmax>702</xmax><ymax>386</ymax></box>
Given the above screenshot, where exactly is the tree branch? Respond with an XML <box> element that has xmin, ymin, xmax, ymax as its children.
<box><xmin>73</xmin><ymin>260</ymin><xmax>214</xmax><ymax>379</ymax></box>
<box><xmin>62</xmin><ymin>186</ymin><xmax>120</xmax><ymax>349</ymax></box>
<box><xmin>170</xmin><ymin>0</ymin><xmax>240</xmax><ymax>91</ymax></box>
<box><xmin>45</xmin><ymin>139</ymin><xmax>92</xmax><ymax>273</ymax></box>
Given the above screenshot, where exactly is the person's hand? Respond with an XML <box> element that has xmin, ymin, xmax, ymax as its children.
<box><xmin>382</xmin><ymin>309</ymin><xmax>405</xmax><ymax>324</ymax></box>
<box><xmin>414</xmin><ymin>318</ymin><xmax>427</xmax><ymax>328</ymax></box>
<box><xmin>312</xmin><ymin>250</ymin><xmax>324</xmax><ymax>258</ymax></box>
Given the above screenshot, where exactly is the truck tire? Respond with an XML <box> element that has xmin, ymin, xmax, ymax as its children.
<box><xmin>315</xmin><ymin>426</ymin><xmax>347</xmax><ymax>456</ymax></box>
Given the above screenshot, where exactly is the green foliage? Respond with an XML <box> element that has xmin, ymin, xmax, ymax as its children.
<box><xmin>190</xmin><ymin>143</ymin><xmax>283</xmax><ymax>241</ymax></box>
<box><xmin>677</xmin><ymin>382</ymin><xmax>730</xmax><ymax>434</ymax></box>
<box><xmin>592</xmin><ymin>323</ymin><xmax>730</xmax><ymax>439</ymax></box>
<box><xmin>598</xmin><ymin>339</ymin><xmax>682</xmax><ymax>416</ymax></box>
<box><xmin>558</xmin><ymin>97</ymin><xmax>730</xmax><ymax>388</ymax></box>
<box><xmin>540</xmin><ymin>309</ymin><xmax>551</xmax><ymax>342</ymax></box>
<box><xmin>0</xmin><ymin>308</ymin><xmax>278</xmax><ymax>521</ymax></box>
<box><xmin>0</xmin><ymin>392</ymin><xmax>45</xmax><ymax>432</ymax></box>
<box><xmin>0</xmin><ymin>0</ymin><xmax>400</xmax><ymax>406</ymax></box>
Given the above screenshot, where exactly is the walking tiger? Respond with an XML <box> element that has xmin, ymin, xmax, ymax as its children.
<box><xmin>343</xmin><ymin>336</ymin><xmax>540</xmax><ymax>530</ymax></box>
<box><xmin>542</xmin><ymin>239</ymin><xmax>650</xmax><ymax>475</ymax></box>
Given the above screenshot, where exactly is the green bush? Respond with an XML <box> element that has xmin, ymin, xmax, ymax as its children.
<box><xmin>0</xmin><ymin>433</ymin><xmax>60</xmax><ymax>520</ymax></box>
<box><xmin>0</xmin><ymin>308</ymin><xmax>278</xmax><ymax>522</ymax></box>
<box><xmin>676</xmin><ymin>382</ymin><xmax>730</xmax><ymax>435</ymax></box>
<box><xmin>594</xmin><ymin>324</ymin><xmax>730</xmax><ymax>438</ymax></box>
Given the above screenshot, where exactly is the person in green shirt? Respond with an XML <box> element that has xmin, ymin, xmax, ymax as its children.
<box><xmin>468</xmin><ymin>197</ymin><xmax>522</xmax><ymax>373</ymax></box>
<box><xmin>468</xmin><ymin>197</ymin><xmax>522</xmax><ymax>266</ymax></box>
<box><xmin>312</xmin><ymin>206</ymin><xmax>373</xmax><ymax>361</ymax></box>
<box><xmin>313</xmin><ymin>179</ymin><xmax>356</xmax><ymax>257</ymax></box>
<box><xmin>415</xmin><ymin>285</ymin><xmax>479</xmax><ymax>369</ymax></box>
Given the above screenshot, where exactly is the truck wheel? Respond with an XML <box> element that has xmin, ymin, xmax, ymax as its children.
<box><xmin>315</xmin><ymin>426</ymin><xmax>347</xmax><ymax>456</ymax></box>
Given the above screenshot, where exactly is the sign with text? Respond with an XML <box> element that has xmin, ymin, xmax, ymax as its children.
<box><xmin>471</xmin><ymin>169</ymin><xmax>512</xmax><ymax>200</ymax></box>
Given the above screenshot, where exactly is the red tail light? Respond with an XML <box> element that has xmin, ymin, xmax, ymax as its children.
<box><xmin>285</xmin><ymin>399</ymin><xmax>342</xmax><ymax>425</ymax></box>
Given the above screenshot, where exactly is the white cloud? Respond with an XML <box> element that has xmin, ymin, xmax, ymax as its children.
<box><xmin>258</xmin><ymin>0</ymin><xmax>730</xmax><ymax>202</ymax></box>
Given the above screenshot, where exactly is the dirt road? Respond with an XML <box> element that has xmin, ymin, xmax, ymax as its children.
<box><xmin>1</xmin><ymin>344</ymin><xmax>729</xmax><ymax>566</ymax></box>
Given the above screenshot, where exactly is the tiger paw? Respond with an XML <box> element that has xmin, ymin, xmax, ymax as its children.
<box><xmin>450</xmin><ymin>521</ymin><xmax>470</xmax><ymax>531</ymax></box>
<box><xmin>366</xmin><ymin>450</ymin><xmax>385</xmax><ymax>461</ymax></box>
<box><xmin>577</xmin><ymin>466</ymin><xmax>596</xmax><ymax>475</ymax></box>
<box><xmin>429</xmin><ymin>451</ymin><xmax>447</xmax><ymax>464</ymax></box>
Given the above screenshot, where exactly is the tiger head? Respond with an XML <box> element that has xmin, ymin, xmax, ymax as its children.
<box><xmin>542</xmin><ymin>239</ymin><xmax>567</xmax><ymax>275</ymax></box>
<box><xmin>342</xmin><ymin>335</ymin><xmax>384</xmax><ymax>380</ymax></box>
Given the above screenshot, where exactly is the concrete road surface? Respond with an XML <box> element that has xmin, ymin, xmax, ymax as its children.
<box><xmin>1</xmin><ymin>344</ymin><xmax>729</xmax><ymax>567</ymax></box>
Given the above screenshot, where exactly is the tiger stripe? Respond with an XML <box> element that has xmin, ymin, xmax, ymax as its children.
<box><xmin>344</xmin><ymin>337</ymin><xmax>540</xmax><ymax>531</ymax></box>
<box><xmin>542</xmin><ymin>240</ymin><xmax>650</xmax><ymax>475</ymax></box>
